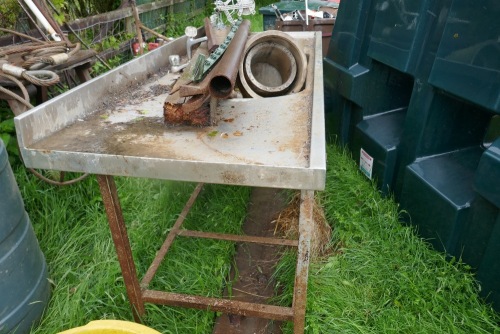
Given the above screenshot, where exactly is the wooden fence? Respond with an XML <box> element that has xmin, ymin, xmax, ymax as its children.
<box><xmin>0</xmin><ymin>0</ymin><xmax>207</xmax><ymax>94</ymax></box>
<box><xmin>1</xmin><ymin>0</ymin><xmax>207</xmax><ymax>55</ymax></box>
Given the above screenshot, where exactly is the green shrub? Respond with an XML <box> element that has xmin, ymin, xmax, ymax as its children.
<box><xmin>0</xmin><ymin>0</ymin><xmax>22</xmax><ymax>33</ymax></box>
<box><xmin>0</xmin><ymin>101</ymin><xmax>20</xmax><ymax>166</ymax></box>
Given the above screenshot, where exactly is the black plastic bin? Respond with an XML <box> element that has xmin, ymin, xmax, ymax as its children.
<box><xmin>324</xmin><ymin>0</ymin><xmax>500</xmax><ymax>310</ymax></box>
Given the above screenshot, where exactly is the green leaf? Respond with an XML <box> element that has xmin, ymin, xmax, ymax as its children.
<box><xmin>0</xmin><ymin>133</ymin><xmax>11</xmax><ymax>147</ymax></box>
<box><xmin>54</xmin><ymin>13</ymin><xmax>66</xmax><ymax>25</ymax></box>
<box><xmin>0</xmin><ymin>118</ymin><xmax>15</xmax><ymax>132</ymax></box>
<box><xmin>7</xmin><ymin>136</ymin><xmax>18</xmax><ymax>156</ymax></box>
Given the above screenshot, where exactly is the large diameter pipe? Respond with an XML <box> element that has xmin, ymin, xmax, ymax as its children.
<box><xmin>238</xmin><ymin>30</ymin><xmax>307</xmax><ymax>98</ymax></box>
<box><xmin>208</xmin><ymin>19</ymin><xmax>251</xmax><ymax>99</ymax></box>
<box><xmin>243</xmin><ymin>42</ymin><xmax>297</xmax><ymax>97</ymax></box>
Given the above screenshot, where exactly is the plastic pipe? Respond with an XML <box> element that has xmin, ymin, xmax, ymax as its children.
<box><xmin>23</xmin><ymin>0</ymin><xmax>61</xmax><ymax>41</ymax></box>
<box><xmin>305</xmin><ymin>0</ymin><xmax>309</xmax><ymax>25</ymax></box>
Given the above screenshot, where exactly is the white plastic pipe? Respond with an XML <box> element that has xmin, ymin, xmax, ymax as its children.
<box><xmin>305</xmin><ymin>0</ymin><xmax>309</xmax><ymax>25</ymax></box>
<box><xmin>23</xmin><ymin>0</ymin><xmax>61</xmax><ymax>41</ymax></box>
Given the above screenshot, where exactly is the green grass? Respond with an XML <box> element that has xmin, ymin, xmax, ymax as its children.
<box><xmin>273</xmin><ymin>144</ymin><xmax>500</xmax><ymax>333</ymax></box>
<box><xmin>9</xmin><ymin>11</ymin><xmax>499</xmax><ymax>332</ymax></box>
<box><xmin>163</xmin><ymin>3</ymin><xmax>271</xmax><ymax>36</ymax></box>
<box><xmin>247</xmin><ymin>4</ymin><xmax>272</xmax><ymax>32</ymax></box>
<box><xmin>17</xmin><ymin>142</ymin><xmax>500</xmax><ymax>333</ymax></box>
<box><xmin>15</xmin><ymin>169</ymin><xmax>251</xmax><ymax>333</ymax></box>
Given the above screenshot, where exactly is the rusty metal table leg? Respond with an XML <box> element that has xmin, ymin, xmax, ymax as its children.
<box><xmin>95</xmin><ymin>179</ymin><xmax>313</xmax><ymax>330</ymax></box>
<box><xmin>292</xmin><ymin>190</ymin><xmax>314</xmax><ymax>334</ymax></box>
<box><xmin>96</xmin><ymin>174</ymin><xmax>145</xmax><ymax>321</ymax></box>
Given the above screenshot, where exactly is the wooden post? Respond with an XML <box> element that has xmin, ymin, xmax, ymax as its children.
<box><xmin>129</xmin><ymin>0</ymin><xmax>144</xmax><ymax>55</ymax></box>
<box><xmin>121</xmin><ymin>1</ymin><xmax>135</xmax><ymax>36</ymax></box>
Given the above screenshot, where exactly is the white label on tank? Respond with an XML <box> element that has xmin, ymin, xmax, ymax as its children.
<box><xmin>360</xmin><ymin>148</ymin><xmax>374</xmax><ymax>179</ymax></box>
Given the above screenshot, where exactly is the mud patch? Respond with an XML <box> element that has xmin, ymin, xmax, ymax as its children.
<box><xmin>212</xmin><ymin>188</ymin><xmax>287</xmax><ymax>334</ymax></box>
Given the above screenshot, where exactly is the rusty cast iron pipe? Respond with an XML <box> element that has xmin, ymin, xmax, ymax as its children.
<box><xmin>179</xmin><ymin>20</ymin><xmax>250</xmax><ymax>99</ymax></box>
<box><xmin>208</xmin><ymin>19</ymin><xmax>250</xmax><ymax>99</ymax></box>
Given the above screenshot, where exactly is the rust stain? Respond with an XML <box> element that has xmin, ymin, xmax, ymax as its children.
<box><xmin>164</xmin><ymin>100</ymin><xmax>210</xmax><ymax>126</ymax></box>
<box><xmin>221</xmin><ymin>171</ymin><xmax>246</xmax><ymax>184</ymax></box>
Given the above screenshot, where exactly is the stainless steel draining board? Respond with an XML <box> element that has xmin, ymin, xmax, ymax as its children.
<box><xmin>15</xmin><ymin>32</ymin><xmax>325</xmax><ymax>190</ymax></box>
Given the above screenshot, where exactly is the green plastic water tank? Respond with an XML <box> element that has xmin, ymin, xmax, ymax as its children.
<box><xmin>0</xmin><ymin>140</ymin><xmax>50</xmax><ymax>333</ymax></box>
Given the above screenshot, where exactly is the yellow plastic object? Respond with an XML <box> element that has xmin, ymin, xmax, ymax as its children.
<box><xmin>57</xmin><ymin>320</ymin><xmax>161</xmax><ymax>334</ymax></box>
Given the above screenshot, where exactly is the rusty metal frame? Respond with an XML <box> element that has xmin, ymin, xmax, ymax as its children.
<box><xmin>96</xmin><ymin>175</ymin><xmax>314</xmax><ymax>334</ymax></box>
